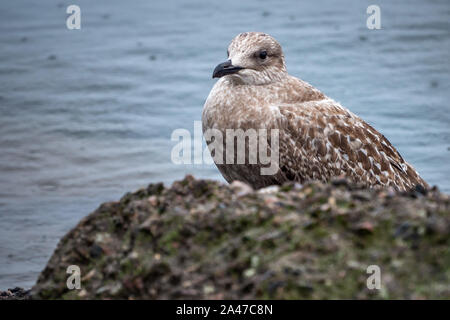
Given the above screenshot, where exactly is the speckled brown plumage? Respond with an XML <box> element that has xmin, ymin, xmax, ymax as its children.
<box><xmin>202</xmin><ymin>32</ymin><xmax>428</xmax><ymax>191</ymax></box>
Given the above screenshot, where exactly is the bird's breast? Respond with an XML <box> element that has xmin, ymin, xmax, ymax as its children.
<box><xmin>202</xmin><ymin>83</ymin><xmax>282</xmax><ymax>133</ymax></box>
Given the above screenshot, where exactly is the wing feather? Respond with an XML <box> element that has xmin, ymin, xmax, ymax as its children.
<box><xmin>275</xmin><ymin>99</ymin><xmax>428</xmax><ymax>191</ymax></box>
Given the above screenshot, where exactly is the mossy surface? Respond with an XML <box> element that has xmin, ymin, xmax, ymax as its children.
<box><xmin>31</xmin><ymin>176</ymin><xmax>449</xmax><ymax>299</ymax></box>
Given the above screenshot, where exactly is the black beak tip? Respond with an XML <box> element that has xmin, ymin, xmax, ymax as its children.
<box><xmin>212</xmin><ymin>60</ymin><xmax>242</xmax><ymax>79</ymax></box>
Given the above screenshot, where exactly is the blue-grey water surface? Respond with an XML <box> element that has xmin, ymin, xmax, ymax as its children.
<box><xmin>0</xmin><ymin>0</ymin><xmax>449</xmax><ymax>289</ymax></box>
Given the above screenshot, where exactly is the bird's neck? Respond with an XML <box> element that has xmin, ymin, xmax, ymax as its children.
<box><xmin>220</xmin><ymin>75</ymin><xmax>326</xmax><ymax>107</ymax></box>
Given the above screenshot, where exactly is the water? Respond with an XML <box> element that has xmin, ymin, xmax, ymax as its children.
<box><xmin>0</xmin><ymin>0</ymin><xmax>449</xmax><ymax>289</ymax></box>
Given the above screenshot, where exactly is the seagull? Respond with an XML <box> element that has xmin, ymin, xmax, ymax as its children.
<box><xmin>202</xmin><ymin>32</ymin><xmax>428</xmax><ymax>191</ymax></box>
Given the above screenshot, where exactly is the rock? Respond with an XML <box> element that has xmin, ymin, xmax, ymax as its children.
<box><xmin>230</xmin><ymin>180</ymin><xmax>253</xmax><ymax>197</ymax></box>
<box><xmin>0</xmin><ymin>287</ymin><xmax>30</xmax><ymax>300</ymax></box>
<box><xmin>258</xmin><ymin>185</ymin><xmax>280</xmax><ymax>194</ymax></box>
<box><xmin>29</xmin><ymin>176</ymin><xmax>449</xmax><ymax>299</ymax></box>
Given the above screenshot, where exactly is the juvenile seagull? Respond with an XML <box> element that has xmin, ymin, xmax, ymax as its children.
<box><xmin>202</xmin><ymin>32</ymin><xmax>428</xmax><ymax>191</ymax></box>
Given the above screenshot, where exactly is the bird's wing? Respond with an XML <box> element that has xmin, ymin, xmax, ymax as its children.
<box><xmin>274</xmin><ymin>98</ymin><xmax>428</xmax><ymax>191</ymax></box>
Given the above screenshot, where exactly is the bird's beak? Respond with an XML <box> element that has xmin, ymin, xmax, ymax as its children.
<box><xmin>212</xmin><ymin>60</ymin><xmax>244</xmax><ymax>78</ymax></box>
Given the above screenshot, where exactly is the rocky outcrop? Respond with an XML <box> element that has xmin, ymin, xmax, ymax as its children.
<box><xmin>30</xmin><ymin>176</ymin><xmax>449</xmax><ymax>299</ymax></box>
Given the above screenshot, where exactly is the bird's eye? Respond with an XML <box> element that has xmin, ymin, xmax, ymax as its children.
<box><xmin>259</xmin><ymin>50</ymin><xmax>267</xmax><ymax>59</ymax></box>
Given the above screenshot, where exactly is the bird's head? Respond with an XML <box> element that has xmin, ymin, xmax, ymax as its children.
<box><xmin>212</xmin><ymin>32</ymin><xmax>287</xmax><ymax>85</ymax></box>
